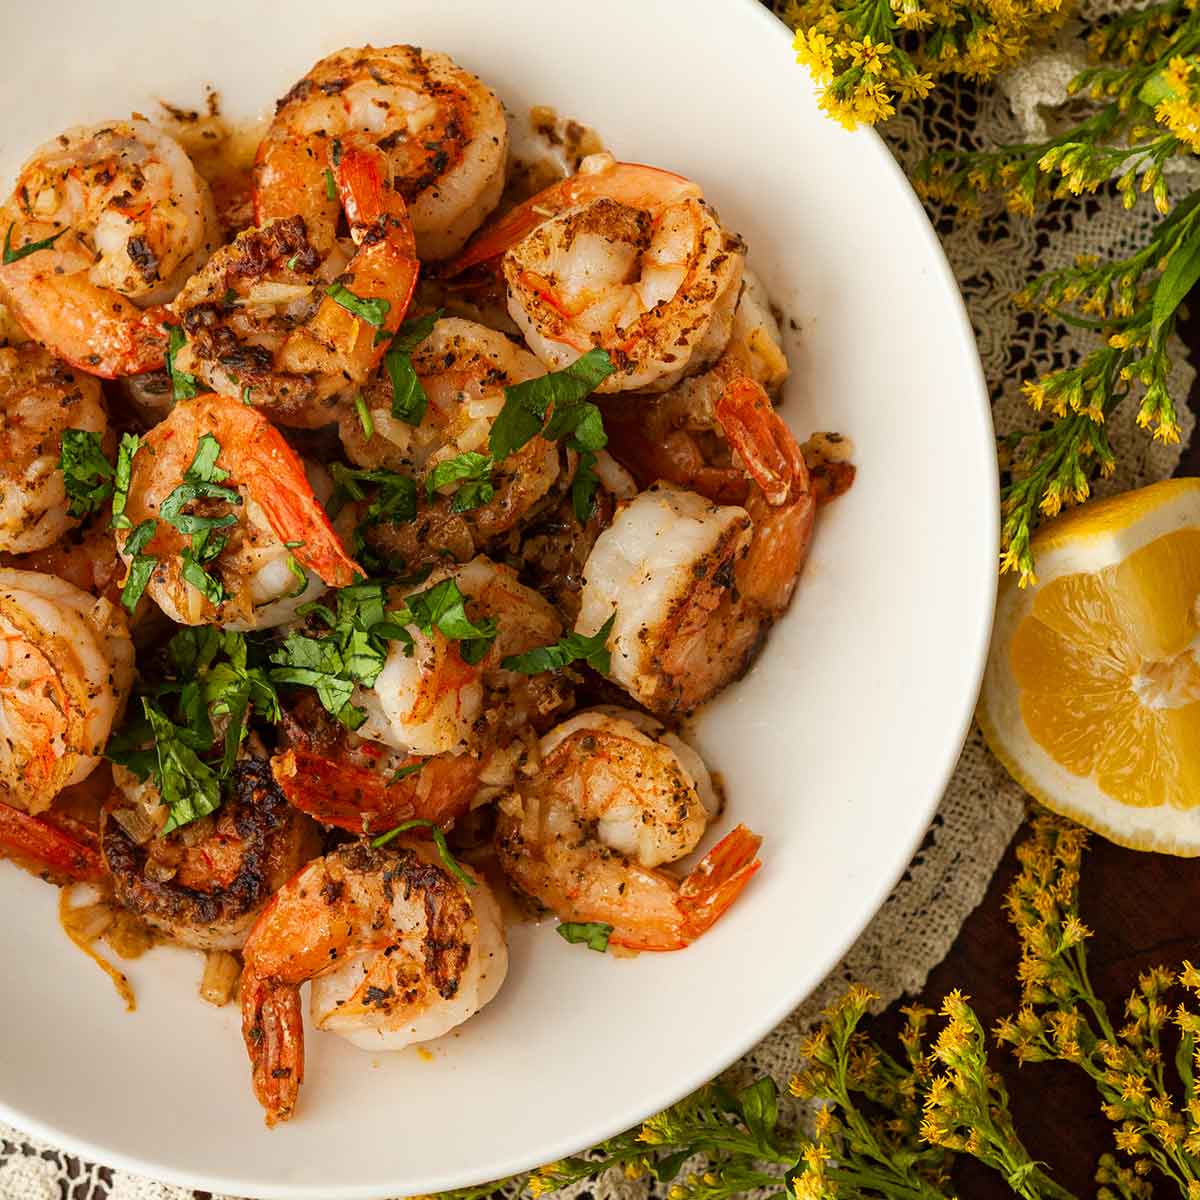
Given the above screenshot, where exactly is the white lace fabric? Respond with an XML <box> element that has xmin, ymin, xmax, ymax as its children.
<box><xmin>2</xmin><ymin>11</ymin><xmax>1193</xmax><ymax>1198</ymax></box>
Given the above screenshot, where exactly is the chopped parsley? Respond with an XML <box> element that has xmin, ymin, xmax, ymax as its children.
<box><xmin>572</xmin><ymin>451</ymin><xmax>601</xmax><ymax>523</ymax></box>
<box><xmin>354</xmin><ymin>393</ymin><xmax>375</xmax><ymax>441</ymax></box>
<box><xmin>106</xmin><ymin>629</ymin><xmax>279</xmax><ymax>831</ymax></box>
<box><xmin>425</xmin><ymin>451</ymin><xmax>495</xmax><ymax>513</ymax></box>
<box><xmin>2</xmin><ymin>223</ymin><xmax>66</xmax><ymax>265</ymax></box>
<box><xmin>326</xmin><ymin>282</ymin><xmax>390</xmax><ymax>328</ymax></box>
<box><xmin>328</xmin><ymin>464</ymin><xmax>418</xmax><ymax>571</ymax></box>
<box><xmin>58</xmin><ymin>429</ymin><xmax>114</xmax><ymax>519</ymax></box>
<box><xmin>165</xmin><ymin>325</ymin><xmax>200</xmax><ymax>402</ymax></box>
<box><xmin>557</xmin><ymin>921</ymin><xmax>613</xmax><ymax>953</ymax></box>
<box><xmin>323</xmin><ymin>167</ymin><xmax>336</xmax><ymax>200</ymax></box>
<box><xmin>384</xmin><ymin>309</ymin><xmax>442</xmax><ymax>425</ymax></box>
<box><xmin>370</xmin><ymin>818</ymin><xmax>477</xmax><ymax>890</ymax></box>
<box><xmin>387</xmin><ymin>761</ymin><xmax>425</xmax><ymax>786</ymax></box>
<box><xmin>392</xmin><ymin>577</ymin><xmax>497</xmax><ymax>666</ymax></box>
<box><xmin>489</xmin><ymin>348</ymin><xmax>614</xmax><ymax>461</ymax></box>
<box><xmin>110</xmin><ymin>433</ymin><xmax>140</xmax><ymax>530</ymax></box>
<box><xmin>500</xmin><ymin>612</ymin><xmax>616</xmax><ymax>676</ymax></box>
<box><xmin>119</xmin><ymin>519</ymin><xmax>158</xmax><ymax>612</ymax></box>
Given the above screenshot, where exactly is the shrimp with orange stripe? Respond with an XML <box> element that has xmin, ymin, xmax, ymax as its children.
<box><xmin>171</xmin><ymin>141</ymin><xmax>418</xmax><ymax>427</ymax></box>
<box><xmin>115</xmin><ymin>393</ymin><xmax>361</xmax><ymax>628</ymax></box>
<box><xmin>0</xmin><ymin>119</ymin><xmax>218</xmax><ymax>377</ymax></box>
<box><xmin>449</xmin><ymin>151</ymin><xmax>745</xmax><ymax>393</ymax></box>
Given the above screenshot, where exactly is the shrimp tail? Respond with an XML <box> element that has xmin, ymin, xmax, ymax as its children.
<box><xmin>0</xmin><ymin>799</ymin><xmax>105</xmax><ymax>883</ymax></box>
<box><xmin>243</xmin><ymin>409</ymin><xmax>363</xmax><ymax>587</ymax></box>
<box><xmin>715</xmin><ymin>377</ymin><xmax>809</xmax><ymax>508</ymax></box>
<box><xmin>676</xmin><ymin>823</ymin><xmax>762</xmax><ymax>943</ymax></box>
<box><xmin>241</xmin><ymin>967</ymin><xmax>305</xmax><ymax>1127</ymax></box>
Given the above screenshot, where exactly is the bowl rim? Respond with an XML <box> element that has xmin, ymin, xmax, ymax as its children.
<box><xmin>0</xmin><ymin>2</ymin><xmax>998</xmax><ymax>1195</ymax></box>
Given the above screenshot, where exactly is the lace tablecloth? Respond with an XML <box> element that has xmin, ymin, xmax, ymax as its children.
<box><xmin>1</xmin><ymin>7</ymin><xmax>1193</xmax><ymax>1199</ymax></box>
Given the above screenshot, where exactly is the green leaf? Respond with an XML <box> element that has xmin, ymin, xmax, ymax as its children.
<box><xmin>120</xmin><ymin>519</ymin><xmax>158</xmax><ymax>612</ymax></box>
<box><xmin>500</xmin><ymin>612</ymin><xmax>615</xmax><ymax>675</ymax></box>
<box><xmin>58</xmin><ymin>429</ymin><xmax>114</xmax><ymax>519</ymax></box>
<box><xmin>556</xmin><ymin>921</ymin><xmax>612</xmax><ymax>952</ymax></box>
<box><xmin>370</xmin><ymin>818</ymin><xmax>477</xmax><ymax>889</ymax></box>
<box><xmin>425</xmin><ymin>451</ymin><xmax>495</xmax><ymax>512</ymax></box>
<box><xmin>110</xmin><ymin>433</ymin><xmax>141</xmax><ymax>531</ymax></box>
<box><xmin>571</xmin><ymin>450</ymin><xmax>600</xmax><ymax>524</ymax></box>
<box><xmin>544</xmin><ymin>398</ymin><xmax>608</xmax><ymax>451</ymax></box>
<box><xmin>2</xmin><ymin>222</ymin><xmax>66</xmax><ymax>265</ymax></box>
<box><xmin>1154</xmin><ymin>223</ymin><xmax>1200</xmax><ymax>333</ymax></box>
<box><xmin>737</xmin><ymin>1078</ymin><xmax>779</xmax><ymax>1148</ymax></box>
<box><xmin>168</xmin><ymin>627</ymin><xmax>222</xmax><ymax>675</ymax></box>
<box><xmin>1177</xmin><ymin>1030</ymin><xmax>1196</xmax><ymax>1097</ymax></box>
<box><xmin>165</xmin><ymin>325</ymin><xmax>200</xmax><ymax>402</ymax></box>
<box><xmin>397</xmin><ymin>577</ymin><xmax>498</xmax><ymax>658</ymax></box>
<box><xmin>326</xmin><ymin>282</ymin><xmax>390</xmax><ymax>328</ymax></box>
<box><xmin>143</xmin><ymin>698</ymin><xmax>222</xmax><ymax>834</ymax></box>
<box><xmin>1138</xmin><ymin>68</ymin><xmax>1175</xmax><ymax>108</ymax></box>
<box><xmin>323</xmin><ymin>167</ymin><xmax>336</xmax><ymax>200</ymax></box>
<box><xmin>159</xmin><ymin>434</ymin><xmax>242</xmax><ymax>534</ymax></box>
<box><xmin>490</xmin><ymin>349</ymin><xmax>614</xmax><ymax>461</ymax></box>
<box><xmin>385</xmin><ymin>309</ymin><xmax>442</xmax><ymax>425</ymax></box>
<box><xmin>354</xmin><ymin>393</ymin><xmax>375</xmax><ymax>441</ymax></box>
<box><xmin>388</xmin><ymin>762</ymin><xmax>425</xmax><ymax>785</ymax></box>
<box><xmin>180</xmin><ymin>550</ymin><xmax>227</xmax><ymax>606</ymax></box>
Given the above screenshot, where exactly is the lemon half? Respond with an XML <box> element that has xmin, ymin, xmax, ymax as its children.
<box><xmin>979</xmin><ymin>478</ymin><xmax>1200</xmax><ymax>854</ymax></box>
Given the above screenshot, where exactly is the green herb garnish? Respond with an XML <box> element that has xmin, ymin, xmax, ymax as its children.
<box><xmin>387</xmin><ymin>762</ymin><xmax>425</xmax><ymax>786</ymax></box>
<box><xmin>165</xmin><ymin>325</ymin><xmax>200</xmax><ymax>402</ymax></box>
<box><xmin>370</xmin><ymin>818</ymin><xmax>477</xmax><ymax>889</ymax></box>
<box><xmin>110</xmin><ymin>433</ymin><xmax>140</xmax><ymax>531</ymax></box>
<box><xmin>392</xmin><ymin>577</ymin><xmax>497</xmax><ymax>665</ymax></box>
<box><xmin>58</xmin><ymin>429</ymin><xmax>114</xmax><ymax>519</ymax></box>
<box><xmin>501</xmin><ymin>612</ymin><xmax>615</xmax><ymax>676</ymax></box>
<box><xmin>425</xmin><ymin>451</ymin><xmax>495</xmax><ymax>512</ymax></box>
<box><xmin>323</xmin><ymin>167</ymin><xmax>336</xmax><ymax>200</ymax></box>
<box><xmin>354</xmin><ymin>393</ymin><xmax>375</xmax><ymax>441</ymax></box>
<box><xmin>384</xmin><ymin>309</ymin><xmax>442</xmax><ymax>425</ymax></box>
<box><xmin>557</xmin><ymin>921</ymin><xmax>613</xmax><ymax>952</ymax></box>
<box><xmin>119</xmin><ymin>519</ymin><xmax>158</xmax><ymax>612</ymax></box>
<box><xmin>326</xmin><ymin>282</ymin><xmax>390</xmax><ymax>328</ymax></box>
<box><xmin>2</xmin><ymin>223</ymin><xmax>66</xmax><ymax>265</ymax></box>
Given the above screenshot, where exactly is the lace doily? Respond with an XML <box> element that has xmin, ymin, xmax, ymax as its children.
<box><xmin>2</xmin><ymin>11</ymin><xmax>1193</xmax><ymax>1199</ymax></box>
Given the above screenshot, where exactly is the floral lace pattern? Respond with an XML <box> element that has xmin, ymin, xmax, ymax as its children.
<box><xmin>1</xmin><ymin>10</ymin><xmax>1192</xmax><ymax>1198</ymax></box>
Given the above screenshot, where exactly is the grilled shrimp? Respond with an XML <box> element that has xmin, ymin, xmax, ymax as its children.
<box><xmin>576</xmin><ymin>378</ymin><xmax>815</xmax><ymax>717</ymax></box>
<box><xmin>495</xmin><ymin>708</ymin><xmax>760</xmax><ymax>951</ymax></box>
<box><xmin>172</xmin><ymin>143</ymin><xmax>418</xmax><ymax>427</ymax></box>
<box><xmin>450</xmin><ymin>153</ymin><xmax>744</xmax><ymax>392</ymax></box>
<box><xmin>0</xmin><ymin>568</ymin><xmax>133</xmax><ymax>813</ymax></box>
<box><xmin>241</xmin><ymin>838</ymin><xmax>507</xmax><ymax>1125</ymax></box>
<box><xmin>1</xmin><ymin>512</ymin><xmax>129</xmax><ymax>609</ymax></box>
<box><xmin>271</xmin><ymin>558</ymin><xmax>572</xmax><ymax>833</ymax></box>
<box><xmin>116</xmin><ymin>393</ymin><xmax>360</xmax><ymax>628</ymax></box>
<box><xmin>0</xmin><ymin>343</ymin><xmax>108</xmax><ymax>553</ymax></box>
<box><xmin>256</xmin><ymin>45</ymin><xmax>508</xmax><ymax>261</ymax></box>
<box><xmin>340</xmin><ymin>317</ymin><xmax>560</xmax><ymax>567</ymax></box>
<box><xmin>102</xmin><ymin>758</ymin><xmax>322</xmax><ymax>950</ymax></box>
<box><xmin>0</xmin><ymin>119</ymin><xmax>218</xmax><ymax>376</ymax></box>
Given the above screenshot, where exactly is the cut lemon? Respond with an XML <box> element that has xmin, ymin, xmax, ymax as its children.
<box><xmin>979</xmin><ymin>478</ymin><xmax>1200</xmax><ymax>855</ymax></box>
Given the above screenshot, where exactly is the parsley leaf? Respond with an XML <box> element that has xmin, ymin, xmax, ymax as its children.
<box><xmin>572</xmin><ymin>450</ymin><xmax>600</xmax><ymax>523</ymax></box>
<box><xmin>392</xmin><ymin>578</ymin><xmax>497</xmax><ymax>664</ymax></box>
<box><xmin>500</xmin><ymin>612</ymin><xmax>615</xmax><ymax>675</ymax></box>
<box><xmin>323</xmin><ymin>167</ymin><xmax>336</xmax><ymax>200</ymax></box>
<box><xmin>326</xmin><ymin>283</ymin><xmax>390</xmax><ymax>328</ymax></box>
<box><xmin>489</xmin><ymin>348</ymin><xmax>614</xmax><ymax>461</ymax></box>
<box><xmin>425</xmin><ymin>451</ymin><xmax>495</xmax><ymax>512</ymax></box>
<box><xmin>354</xmin><ymin>393</ymin><xmax>374</xmax><ymax>441</ymax></box>
<box><xmin>384</xmin><ymin>309</ymin><xmax>442</xmax><ymax>425</ymax></box>
<box><xmin>2</xmin><ymin>223</ymin><xmax>66</xmax><ymax>265</ymax></box>
<box><xmin>58</xmin><ymin>429</ymin><xmax>114</xmax><ymax>518</ymax></box>
<box><xmin>371</xmin><ymin>818</ymin><xmax>477</xmax><ymax>890</ymax></box>
<box><xmin>110</xmin><ymin>433</ymin><xmax>140</xmax><ymax>531</ymax></box>
<box><xmin>557</xmin><ymin>921</ymin><xmax>613</xmax><ymax>952</ymax></box>
<box><xmin>328</xmin><ymin>464</ymin><xmax>418</xmax><ymax>570</ymax></box>
<box><xmin>119</xmin><ymin>519</ymin><xmax>158</xmax><ymax>612</ymax></box>
<box><xmin>165</xmin><ymin>326</ymin><xmax>200</xmax><ymax>402</ymax></box>
<box><xmin>142</xmin><ymin>699</ymin><xmax>222</xmax><ymax>835</ymax></box>
<box><xmin>388</xmin><ymin>762</ymin><xmax>425</xmax><ymax>785</ymax></box>
<box><xmin>159</xmin><ymin>433</ymin><xmax>242</xmax><ymax>535</ymax></box>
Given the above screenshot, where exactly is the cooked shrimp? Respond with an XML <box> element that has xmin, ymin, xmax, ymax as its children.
<box><xmin>0</xmin><ymin>799</ymin><xmax>105</xmax><ymax>883</ymax></box>
<box><xmin>172</xmin><ymin>143</ymin><xmax>418</xmax><ymax>427</ymax></box>
<box><xmin>103</xmin><ymin>758</ymin><xmax>322</xmax><ymax>950</ymax></box>
<box><xmin>0</xmin><ymin>343</ymin><xmax>107</xmax><ymax>552</ymax></box>
<box><xmin>355</xmin><ymin>556</ymin><xmax>564</xmax><ymax>757</ymax></box>
<box><xmin>1</xmin><ymin>511</ymin><xmax>129</xmax><ymax>609</ymax></box>
<box><xmin>0</xmin><ymin>568</ymin><xmax>133</xmax><ymax>814</ymax></box>
<box><xmin>116</xmin><ymin>393</ymin><xmax>361</xmax><ymax>628</ymax></box>
<box><xmin>256</xmin><ymin>45</ymin><xmax>508</xmax><ymax>261</ymax></box>
<box><xmin>449</xmin><ymin>153</ymin><xmax>744</xmax><ymax>392</ymax></box>
<box><xmin>339</xmin><ymin>317</ymin><xmax>560</xmax><ymax>566</ymax></box>
<box><xmin>241</xmin><ymin>838</ymin><xmax>507</xmax><ymax>1125</ymax></box>
<box><xmin>0</xmin><ymin>119</ymin><xmax>219</xmax><ymax>376</ymax></box>
<box><xmin>576</xmin><ymin>377</ymin><xmax>815</xmax><ymax>716</ymax></box>
<box><xmin>494</xmin><ymin>708</ymin><xmax>760</xmax><ymax>951</ymax></box>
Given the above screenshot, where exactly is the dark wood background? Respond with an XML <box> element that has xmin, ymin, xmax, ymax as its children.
<box><xmin>865</xmin><ymin>304</ymin><xmax>1200</xmax><ymax>1199</ymax></box>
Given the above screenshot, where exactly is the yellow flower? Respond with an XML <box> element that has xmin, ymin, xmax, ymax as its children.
<box><xmin>793</xmin><ymin>29</ymin><xmax>837</xmax><ymax>85</ymax></box>
<box><xmin>849</xmin><ymin>35</ymin><xmax>892</xmax><ymax>74</ymax></box>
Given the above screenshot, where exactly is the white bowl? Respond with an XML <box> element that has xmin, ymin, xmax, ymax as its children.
<box><xmin>0</xmin><ymin>1</ymin><xmax>997</xmax><ymax>1196</ymax></box>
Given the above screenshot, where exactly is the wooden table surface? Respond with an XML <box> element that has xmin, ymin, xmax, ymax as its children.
<box><xmin>865</xmin><ymin>310</ymin><xmax>1200</xmax><ymax>1199</ymax></box>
